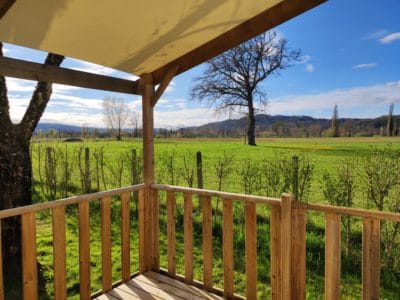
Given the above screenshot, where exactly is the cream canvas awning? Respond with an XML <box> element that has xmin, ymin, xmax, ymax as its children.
<box><xmin>0</xmin><ymin>0</ymin><xmax>324</xmax><ymax>85</ymax></box>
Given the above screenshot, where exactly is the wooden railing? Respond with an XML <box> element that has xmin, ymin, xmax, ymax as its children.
<box><xmin>0</xmin><ymin>184</ymin><xmax>146</xmax><ymax>300</ymax></box>
<box><xmin>151</xmin><ymin>184</ymin><xmax>400</xmax><ymax>300</ymax></box>
<box><xmin>1</xmin><ymin>183</ymin><xmax>400</xmax><ymax>299</ymax></box>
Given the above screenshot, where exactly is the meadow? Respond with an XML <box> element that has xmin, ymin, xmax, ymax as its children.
<box><xmin>28</xmin><ymin>137</ymin><xmax>400</xmax><ymax>299</ymax></box>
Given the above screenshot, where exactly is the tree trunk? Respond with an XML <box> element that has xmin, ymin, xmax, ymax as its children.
<box><xmin>0</xmin><ymin>125</ymin><xmax>32</xmax><ymax>292</ymax></box>
<box><xmin>247</xmin><ymin>98</ymin><xmax>256</xmax><ymax>146</ymax></box>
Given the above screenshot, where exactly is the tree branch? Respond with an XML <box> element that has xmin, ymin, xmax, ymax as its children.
<box><xmin>20</xmin><ymin>53</ymin><xmax>64</xmax><ymax>139</ymax></box>
<box><xmin>0</xmin><ymin>42</ymin><xmax>11</xmax><ymax>125</ymax></box>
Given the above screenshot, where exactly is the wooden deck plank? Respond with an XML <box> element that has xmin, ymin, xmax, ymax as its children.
<box><xmin>96</xmin><ymin>271</ymin><xmax>223</xmax><ymax>300</ymax></box>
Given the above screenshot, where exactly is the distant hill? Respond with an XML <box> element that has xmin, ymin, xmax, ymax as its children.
<box><xmin>179</xmin><ymin>114</ymin><xmax>400</xmax><ymax>138</ymax></box>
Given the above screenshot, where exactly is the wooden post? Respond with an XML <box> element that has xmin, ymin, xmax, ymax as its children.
<box><xmin>22</xmin><ymin>212</ymin><xmax>38</xmax><ymax>300</ymax></box>
<box><xmin>325</xmin><ymin>213</ymin><xmax>341</xmax><ymax>300</ymax></box>
<box><xmin>140</xmin><ymin>73</ymin><xmax>158</xmax><ymax>272</ymax></box>
<box><xmin>270</xmin><ymin>205</ymin><xmax>282</xmax><ymax>299</ymax></box>
<box><xmin>222</xmin><ymin>198</ymin><xmax>234</xmax><ymax>298</ymax></box>
<box><xmin>52</xmin><ymin>206</ymin><xmax>67</xmax><ymax>300</ymax></box>
<box><xmin>245</xmin><ymin>202</ymin><xmax>257</xmax><ymax>299</ymax></box>
<box><xmin>362</xmin><ymin>218</ymin><xmax>380</xmax><ymax>299</ymax></box>
<box><xmin>291</xmin><ymin>203</ymin><xmax>307</xmax><ymax>299</ymax></box>
<box><xmin>281</xmin><ymin>194</ymin><xmax>293</xmax><ymax>300</ymax></box>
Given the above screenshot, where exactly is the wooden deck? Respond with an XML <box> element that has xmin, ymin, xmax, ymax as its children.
<box><xmin>95</xmin><ymin>271</ymin><xmax>223</xmax><ymax>300</ymax></box>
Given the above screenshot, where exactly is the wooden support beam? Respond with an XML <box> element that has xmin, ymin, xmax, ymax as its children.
<box><xmin>362</xmin><ymin>218</ymin><xmax>380</xmax><ymax>299</ymax></box>
<box><xmin>0</xmin><ymin>0</ymin><xmax>15</xmax><ymax>19</ymax></box>
<box><xmin>151</xmin><ymin>66</ymin><xmax>179</xmax><ymax>107</ymax></box>
<box><xmin>0</xmin><ymin>56</ymin><xmax>139</xmax><ymax>94</ymax></box>
<box><xmin>151</xmin><ymin>0</ymin><xmax>326</xmax><ymax>84</ymax></box>
<box><xmin>325</xmin><ymin>213</ymin><xmax>341</xmax><ymax>300</ymax></box>
<box><xmin>281</xmin><ymin>194</ymin><xmax>293</xmax><ymax>300</ymax></box>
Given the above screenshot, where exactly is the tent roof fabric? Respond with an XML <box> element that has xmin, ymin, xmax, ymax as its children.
<box><xmin>0</xmin><ymin>0</ymin><xmax>324</xmax><ymax>83</ymax></box>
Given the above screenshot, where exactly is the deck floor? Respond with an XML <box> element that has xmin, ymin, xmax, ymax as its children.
<box><xmin>95</xmin><ymin>271</ymin><xmax>222</xmax><ymax>300</ymax></box>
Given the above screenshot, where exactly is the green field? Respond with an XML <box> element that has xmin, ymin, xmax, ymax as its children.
<box><xmin>27</xmin><ymin>137</ymin><xmax>400</xmax><ymax>299</ymax></box>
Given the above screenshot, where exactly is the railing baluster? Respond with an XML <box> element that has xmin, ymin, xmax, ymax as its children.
<box><xmin>138</xmin><ymin>189</ymin><xmax>148</xmax><ymax>272</ymax></box>
<box><xmin>223</xmin><ymin>198</ymin><xmax>234</xmax><ymax>298</ymax></box>
<box><xmin>184</xmin><ymin>193</ymin><xmax>193</xmax><ymax>283</ymax></box>
<box><xmin>151</xmin><ymin>189</ymin><xmax>160</xmax><ymax>271</ymax></box>
<box><xmin>291</xmin><ymin>205</ymin><xmax>307</xmax><ymax>299</ymax></box>
<box><xmin>121</xmin><ymin>192</ymin><xmax>131</xmax><ymax>282</ymax></box>
<box><xmin>22</xmin><ymin>212</ymin><xmax>37</xmax><ymax>300</ymax></box>
<box><xmin>101</xmin><ymin>196</ymin><xmax>112</xmax><ymax>292</ymax></box>
<box><xmin>245</xmin><ymin>202</ymin><xmax>257</xmax><ymax>299</ymax></box>
<box><xmin>0</xmin><ymin>223</ymin><xmax>4</xmax><ymax>300</ymax></box>
<box><xmin>362</xmin><ymin>217</ymin><xmax>380</xmax><ymax>299</ymax></box>
<box><xmin>325</xmin><ymin>213</ymin><xmax>341</xmax><ymax>300</ymax></box>
<box><xmin>167</xmin><ymin>191</ymin><xmax>176</xmax><ymax>277</ymax></box>
<box><xmin>270</xmin><ymin>205</ymin><xmax>281</xmax><ymax>299</ymax></box>
<box><xmin>78</xmin><ymin>201</ymin><xmax>90</xmax><ymax>300</ymax></box>
<box><xmin>281</xmin><ymin>194</ymin><xmax>292</xmax><ymax>300</ymax></box>
<box><xmin>52</xmin><ymin>206</ymin><xmax>66</xmax><ymax>300</ymax></box>
<box><xmin>202</xmin><ymin>195</ymin><xmax>213</xmax><ymax>290</ymax></box>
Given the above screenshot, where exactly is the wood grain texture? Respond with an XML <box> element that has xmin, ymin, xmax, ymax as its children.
<box><xmin>0</xmin><ymin>223</ymin><xmax>3</xmax><ymax>300</ymax></box>
<box><xmin>280</xmin><ymin>194</ymin><xmax>293</xmax><ymax>300</ymax></box>
<box><xmin>184</xmin><ymin>193</ymin><xmax>193</xmax><ymax>283</ymax></box>
<box><xmin>222</xmin><ymin>198</ymin><xmax>234</xmax><ymax>298</ymax></box>
<box><xmin>291</xmin><ymin>206</ymin><xmax>307</xmax><ymax>300</ymax></box>
<box><xmin>101</xmin><ymin>196</ymin><xmax>112</xmax><ymax>292</ymax></box>
<box><xmin>325</xmin><ymin>213</ymin><xmax>341</xmax><ymax>300</ymax></box>
<box><xmin>202</xmin><ymin>195</ymin><xmax>213</xmax><ymax>290</ymax></box>
<box><xmin>166</xmin><ymin>191</ymin><xmax>176</xmax><ymax>277</ymax></box>
<box><xmin>22</xmin><ymin>212</ymin><xmax>37</xmax><ymax>300</ymax></box>
<box><xmin>121</xmin><ymin>192</ymin><xmax>131</xmax><ymax>282</ymax></box>
<box><xmin>362</xmin><ymin>218</ymin><xmax>380</xmax><ymax>299</ymax></box>
<box><xmin>52</xmin><ymin>206</ymin><xmax>67</xmax><ymax>300</ymax></box>
<box><xmin>245</xmin><ymin>202</ymin><xmax>257</xmax><ymax>299</ymax></box>
<box><xmin>270</xmin><ymin>205</ymin><xmax>281</xmax><ymax>299</ymax></box>
<box><xmin>78</xmin><ymin>201</ymin><xmax>91</xmax><ymax>299</ymax></box>
<box><xmin>151</xmin><ymin>189</ymin><xmax>160</xmax><ymax>271</ymax></box>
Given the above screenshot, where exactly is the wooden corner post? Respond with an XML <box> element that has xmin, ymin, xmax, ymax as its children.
<box><xmin>139</xmin><ymin>73</ymin><xmax>159</xmax><ymax>272</ymax></box>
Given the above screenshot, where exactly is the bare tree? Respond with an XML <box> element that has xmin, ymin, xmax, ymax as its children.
<box><xmin>387</xmin><ymin>103</ymin><xmax>394</xmax><ymax>137</ymax></box>
<box><xmin>102</xmin><ymin>96</ymin><xmax>130</xmax><ymax>141</ymax></box>
<box><xmin>0</xmin><ymin>43</ymin><xmax>64</xmax><ymax>288</ymax></box>
<box><xmin>191</xmin><ymin>31</ymin><xmax>300</xmax><ymax>146</ymax></box>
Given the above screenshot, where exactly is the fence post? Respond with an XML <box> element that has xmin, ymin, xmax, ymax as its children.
<box><xmin>281</xmin><ymin>194</ymin><xmax>293</xmax><ymax>299</ymax></box>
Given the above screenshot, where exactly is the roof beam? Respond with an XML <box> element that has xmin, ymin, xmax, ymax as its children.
<box><xmin>0</xmin><ymin>0</ymin><xmax>15</xmax><ymax>19</ymax></box>
<box><xmin>0</xmin><ymin>56</ymin><xmax>140</xmax><ymax>94</ymax></box>
<box><xmin>151</xmin><ymin>0</ymin><xmax>326</xmax><ymax>84</ymax></box>
<box><xmin>151</xmin><ymin>66</ymin><xmax>179</xmax><ymax>107</ymax></box>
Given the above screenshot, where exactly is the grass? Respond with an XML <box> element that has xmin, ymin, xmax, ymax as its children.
<box><xmin>26</xmin><ymin>137</ymin><xmax>400</xmax><ymax>298</ymax></box>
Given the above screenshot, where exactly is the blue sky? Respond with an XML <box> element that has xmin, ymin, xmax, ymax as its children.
<box><xmin>3</xmin><ymin>0</ymin><xmax>400</xmax><ymax>128</ymax></box>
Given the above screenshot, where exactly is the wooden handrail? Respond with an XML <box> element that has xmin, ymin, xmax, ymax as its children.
<box><xmin>0</xmin><ymin>184</ymin><xmax>145</xmax><ymax>219</ymax></box>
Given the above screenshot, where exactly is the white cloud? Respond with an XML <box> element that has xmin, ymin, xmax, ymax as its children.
<box><xmin>154</xmin><ymin>108</ymin><xmax>225</xmax><ymax>128</ymax></box>
<box><xmin>269</xmin><ymin>81</ymin><xmax>400</xmax><ymax>118</ymax></box>
<box><xmin>352</xmin><ymin>63</ymin><xmax>377</xmax><ymax>69</ymax></box>
<box><xmin>379</xmin><ymin>32</ymin><xmax>400</xmax><ymax>44</ymax></box>
<box><xmin>364</xmin><ymin>29</ymin><xmax>388</xmax><ymax>40</ymax></box>
<box><xmin>305</xmin><ymin>64</ymin><xmax>315</xmax><ymax>73</ymax></box>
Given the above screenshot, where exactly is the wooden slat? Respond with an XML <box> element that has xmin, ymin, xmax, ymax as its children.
<box><xmin>325</xmin><ymin>213</ymin><xmax>341</xmax><ymax>300</ymax></box>
<box><xmin>222</xmin><ymin>198</ymin><xmax>234</xmax><ymax>298</ymax></box>
<box><xmin>52</xmin><ymin>206</ymin><xmax>67</xmax><ymax>300</ymax></box>
<box><xmin>362</xmin><ymin>218</ymin><xmax>380</xmax><ymax>299</ymax></box>
<box><xmin>138</xmin><ymin>189</ymin><xmax>148</xmax><ymax>272</ymax></box>
<box><xmin>151</xmin><ymin>0</ymin><xmax>326</xmax><ymax>84</ymax></box>
<box><xmin>166</xmin><ymin>191</ymin><xmax>176</xmax><ymax>277</ymax></box>
<box><xmin>151</xmin><ymin>189</ymin><xmax>160</xmax><ymax>271</ymax></box>
<box><xmin>270</xmin><ymin>206</ymin><xmax>281</xmax><ymax>300</ymax></box>
<box><xmin>0</xmin><ymin>223</ymin><xmax>4</xmax><ymax>300</ymax></box>
<box><xmin>280</xmin><ymin>194</ymin><xmax>293</xmax><ymax>300</ymax></box>
<box><xmin>291</xmin><ymin>206</ymin><xmax>307</xmax><ymax>299</ymax></box>
<box><xmin>184</xmin><ymin>193</ymin><xmax>193</xmax><ymax>283</ymax></box>
<box><xmin>101</xmin><ymin>197</ymin><xmax>112</xmax><ymax>292</ymax></box>
<box><xmin>21</xmin><ymin>212</ymin><xmax>37</xmax><ymax>300</ymax></box>
<box><xmin>0</xmin><ymin>56</ymin><xmax>139</xmax><ymax>94</ymax></box>
<box><xmin>78</xmin><ymin>201</ymin><xmax>91</xmax><ymax>299</ymax></box>
<box><xmin>202</xmin><ymin>195</ymin><xmax>213</xmax><ymax>290</ymax></box>
<box><xmin>245</xmin><ymin>202</ymin><xmax>257</xmax><ymax>299</ymax></box>
<box><xmin>121</xmin><ymin>192</ymin><xmax>131</xmax><ymax>282</ymax></box>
